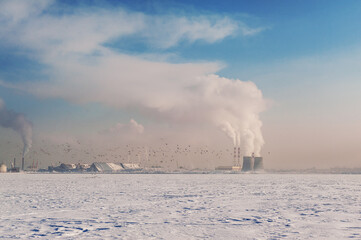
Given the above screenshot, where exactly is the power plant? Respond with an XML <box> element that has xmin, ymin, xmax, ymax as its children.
<box><xmin>241</xmin><ymin>155</ymin><xmax>264</xmax><ymax>172</ymax></box>
<box><xmin>216</xmin><ymin>144</ymin><xmax>265</xmax><ymax>172</ymax></box>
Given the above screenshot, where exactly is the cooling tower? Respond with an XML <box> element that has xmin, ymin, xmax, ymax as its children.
<box><xmin>241</xmin><ymin>156</ymin><xmax>253</xmax><ymax>172</ymax></box>
<box><xmin>254</xmin><ymin>157</ymin><xmax>264</xmax><ymax>171</ymax></box>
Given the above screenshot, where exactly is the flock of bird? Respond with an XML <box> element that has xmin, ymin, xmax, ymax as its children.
<box><xmin>2</xmin><ymin>139</ymin><xmax>237</xmax><ymax>170</ymax></box>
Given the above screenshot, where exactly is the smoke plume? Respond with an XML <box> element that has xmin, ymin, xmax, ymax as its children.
<box><xmin>0</xmin><ymin>2</ymin><xmax>267</xmax><ymax>157</ymax></box>
<box><xmin>0</xmin><ymin>98</ymin><xmax>33</xmax><ymax>156</ymax></box>
<box><xmin>201</xmin><ymin>75</ymin><xmax>265</xmax><ymax>156</ymax></box>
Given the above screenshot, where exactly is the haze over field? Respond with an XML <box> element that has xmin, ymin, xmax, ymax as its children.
<box><xmin>1</xmin><ymin>0</ymin><xmax>361</xmax><ymax>169</ymax></box>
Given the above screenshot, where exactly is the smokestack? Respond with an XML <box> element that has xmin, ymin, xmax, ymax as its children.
<box><xmin>241</xmin><ymin>156</ymin><xmax>253</xmax><ymax>172</ymax></box>
<box><xmin>233</xmin><ymin>147</ymin><xmax>237</xmax><ymax>166</ymax></box>
<box><xmin>254</xmin><ymin>157</ymin><xmax>264</xmax><ymax>171</ymax></box>
<box><xmin>13</xmin><ymin>157</ymin><xmax>16</xmax><ymax>168</ymax></box>
<box><xmin>237</xmin><ymin>147</ymin><xmax>240</xmax><ymax>166</ymax></box>
<box><xmin>22</xmin><ymin>157</ymin><xmax>24</xmax><ymax>171</ymax></box>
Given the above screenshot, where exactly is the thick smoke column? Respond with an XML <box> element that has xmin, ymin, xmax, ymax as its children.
<box><xmin>0</xmin><ymin>98</ymin><xmax>33</xmax><ymax>156</ymax></box>
<box><xmin>202</xmin><ymin>75</ymin><xmax>265</xmax><ymax>156</ymax></box>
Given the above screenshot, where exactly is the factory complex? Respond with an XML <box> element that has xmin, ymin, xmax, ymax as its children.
<box><xmin>215</xmin><ymin>147</ymin><xmax>264</xmax><ymax>172</ymax></box>
<box><xmin>0</xmin><ymin>147</ymin><xmax>264</xmax><ymax>174</ymax></box>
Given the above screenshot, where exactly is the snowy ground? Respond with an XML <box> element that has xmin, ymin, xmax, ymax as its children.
<box><xmin>0</xmin><ymin>173</ymin><xmax>360</xmax><ymax>239</ymax></box>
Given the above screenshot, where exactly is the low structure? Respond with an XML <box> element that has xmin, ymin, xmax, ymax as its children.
<box><xmin>215</xmin><ymin>166</ymin><xmax>233</xmax><ymax>171</ymax></box>
<box><xmin>122</xmin><ymin>163</ymin><xmax>141</xmax><ymax>170</ymax></box>
<box><xmin>49</xmin><ymin>163</ymin><xmax>76</xmax><ymax>172</ymax></box>
<box><xmin>89</xmin><ymin>162</ymin><xmax>124</xmax><ymax>173</ymax></box>
<box><xmin>232</xmin><ymin>166</ymin><xmax>241</xmax><ymax>171</ymax></box>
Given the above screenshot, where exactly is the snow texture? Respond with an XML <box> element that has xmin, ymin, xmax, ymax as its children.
<box><xmin>0</xmin><ymin>174</ymin><xmax>360</xmax><ymax>239</ymax></box>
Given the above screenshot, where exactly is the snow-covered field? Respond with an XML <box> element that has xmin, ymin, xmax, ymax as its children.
<box><xmin>1</xmin><ymin>173</ymin><xmax>360</xmax><ymax>239</ymax></box>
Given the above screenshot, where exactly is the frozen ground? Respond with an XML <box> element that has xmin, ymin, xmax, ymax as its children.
<box><xmin>0</xmin><ymin>173</ymin><xmax>360</xmax><ymax>239</ymax></box>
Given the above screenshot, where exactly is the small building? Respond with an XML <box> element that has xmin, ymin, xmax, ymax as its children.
<box><xmin>8</xmin><ymin>167</ymin><xmax>20</xmax><ymax>172</ymax></box>
<box><xmin>232</xmin><ymin>166</ymin><xmax>241</xmax><ymax>171</ymax></box>
<box><xmin>215</xmin><ymin>166</ymin><xmax>233</xmax><ymax>171</ymax></box>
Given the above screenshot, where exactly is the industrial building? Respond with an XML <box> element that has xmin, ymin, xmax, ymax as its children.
<box><xmin>215</xmin><ymin>166</ymin><xmax>233</xmax><ymax>171</ymax></box>
<box><xmin>89</xmin><ymin>162</ymin><xmax>141</xmax><ymax>173</ymax></box>
<box><xmin>89</xmin><ymin>162</ymin><xmax>124</xmax><ymax>173</ymax></box>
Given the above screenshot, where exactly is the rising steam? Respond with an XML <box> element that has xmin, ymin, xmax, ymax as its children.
<box><xmin>0</xmin><ymin>2</ymin><xmax>267</xmax><ymax>157</ymax></box>
<box><xmin>0</xmin><ymin>98</ymin><xmax>33</xmax><ymax>156</ymax></box>
<box><xmin>198</xmin><ymin>74</ymin><xmax>265</xmax><ymax>156</ymax></box>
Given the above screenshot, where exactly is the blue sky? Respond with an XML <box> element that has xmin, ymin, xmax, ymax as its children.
<box><xmin>1</xmin><ymin>0</ymin><xmax>361</xmax><ymax>168</ymax></box>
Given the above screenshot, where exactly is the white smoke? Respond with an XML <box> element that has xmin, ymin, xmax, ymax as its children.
<box><xmin>2</xmin><ymin>61</ymin><xmax>266</xmax><ymax>157</ymax></box>
<box><xmin>220</xmin><ymin>121</ymin><xmax>237</xmax><ymax>146</ymax></box>
<box><xmin>0</xmin><ymin>2</ymin><xmax>267</xmax><ymax>157</ymax></box>
<box><xmin>0</xmin><ymin>98</ymin><xmax>33</xmax><ymax>156</ymax></box>
<box><xmin>197</xmin><ymin>75</ymin><xmax>265</xmax><ymax>156</ymax></box>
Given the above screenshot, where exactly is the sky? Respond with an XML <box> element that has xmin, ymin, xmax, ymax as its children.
<box><xmin>1</xmin><ymin>0</ymin><xmax>361</xmax><ymax>169</ymax></box>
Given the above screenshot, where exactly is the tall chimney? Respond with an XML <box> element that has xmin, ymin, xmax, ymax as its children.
<box><xmin>233</xmin><ymin>147</ymin><xmax>237</xmax><ymax>166</ymax></box>
<box><xmin>237</xmin><ymin>147</ymin><xmax>241</xmax><ymax>166</ymax></box>
<box><xmin>13</xmin><ymin>158</ymin><xmax>16</xmax><ymax>168</ymax></box>
<box><xmin>22</xmin><ymin>157</ymin><xmax>24</xmax><ymax>171</ymax></box>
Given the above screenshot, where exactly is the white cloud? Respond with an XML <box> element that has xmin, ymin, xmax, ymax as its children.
<box><xmin>0</xmin><ymin>0</ymin><xmax>52</xmax><ymax>24</ymax></box>
<box><xmin>0</xmin><ymin>1</ymin><xmax>263</xmax><ymax>53</ymax></box>
<box><xmin>142</xmin><ymin>15</ymin><xmax>239</xmax><ymax>48</ymax></box>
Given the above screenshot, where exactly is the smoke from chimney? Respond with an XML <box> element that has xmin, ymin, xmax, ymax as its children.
<box><xmin>0</xmin><ymin>98</ymin><xmax>33</xmax><ymax>157</ymax></box>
